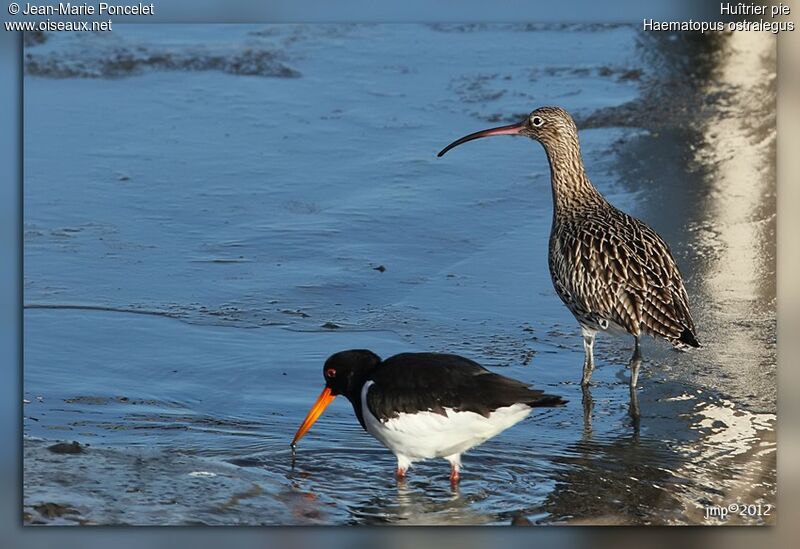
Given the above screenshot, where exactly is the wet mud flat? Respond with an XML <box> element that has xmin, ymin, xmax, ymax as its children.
<box><xmin>23</xmin><ymin>438</ymin><xmax>297</xmax><ymax>526</ymax></box>
<box><xmin>23</xmin><ymin>25</ymin><xmax>775</xmax><ymax>525</ymax></box>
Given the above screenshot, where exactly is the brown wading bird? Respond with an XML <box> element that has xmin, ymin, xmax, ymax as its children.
<box><xmin>438</xmin><ymin>107</ymin><xmax>699</xmax><ymax>388</ymax></box>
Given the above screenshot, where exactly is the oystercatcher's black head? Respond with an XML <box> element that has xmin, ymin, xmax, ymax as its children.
<box><xmin>322</xmin><ymin>349</ymin><xmax>381</xmax><ymax>396</ymax></box>
<box><xmin>437</xmin><ymin>106</ymin><xmax>577</xmax><ymax>157</ymax></box>
<box><xmin>291</xmin><ymin>349</ymin><xmax>381</xmax><ymax>448</ymax></box>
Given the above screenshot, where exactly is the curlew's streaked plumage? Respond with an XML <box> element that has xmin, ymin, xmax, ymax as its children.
<box><xmin>438</xmin><ymin>106</ymin><xmax>699</xmax><ymax>387</ymax></box>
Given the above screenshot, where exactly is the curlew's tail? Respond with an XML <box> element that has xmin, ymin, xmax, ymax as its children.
<box><xmin>676</xmin><ymin>327</ymin><xmax>700</xmax><ymax>349</ymax></box>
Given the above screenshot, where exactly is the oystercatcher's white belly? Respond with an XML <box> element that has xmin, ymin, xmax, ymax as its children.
<box><xmin>360</xmin><ymin>381</ymin><xmax>532</xmax><ymax>461</ymax></box>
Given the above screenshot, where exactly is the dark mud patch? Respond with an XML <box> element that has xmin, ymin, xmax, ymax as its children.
<box><xmin>574</xmin><ymin>87</ymin><xmax>734</xmax><ymax>131</ymax></box>
<box><xmin>482</xmin><ymin>78</ymin><xmax>726</xmax><ymax>131</ymax></box>
<box><xmin>281</xmin><ymin>309</ymin><xmax>311</xmax><ymax>318</ymax></box>
<box><xmin>47</xmin><ymin>441</ymin><xmax>84</xmax><ymax>454</ymax></box>
<box><xmin>24</xmin><ymin>301</ymin><xmax>311</xmax><ymax>329</ymax></box>
<box><xmin>576</xmin><ymin>33</ymin><xmax>773</xmax><ymax>132</ymax></box>
<box><xmin>25</xmin><ymin>44</ymin><xmax>300</xmax><ymax>79</ymax></box>
<box><xmin>227</xmin><ymin>457</ymin><xmax>263</xmax><ymax>468</ymax></box>
<box><xmin>247</xmin><ymin>24</ymin><xmax>357</xmax><ymax>47</ymax></box>
<box><xmin>25</xmin><ymin>303</ymin><xmax>183</xmax><ymax>319</ymax></box>
<box><xmin>24</xmin><ymin>30</ymin><xmax>48</xmax><ymax>47</ymax></box>
<box><xmin>64</xmin><ymin>395</ymin><xmax>186</xmax><ymax>408</ymax></box>
<box><xmin>189</xmin><ymin>257</ymin><xmax>251</xmax><ymax>264</ymax></box>
<box><xmin>483</xmin><ymin>33</ymin><xmax>768</xmax><ymax>133</ymax></box>
<box><xmin>427</xmin><ymin>23</ymin><xmax>632</xmax><ymax>33</ymax></box>
<box><xmin>530</xmin><ymin>65</ymin><xmax>642</xmax><ymax>82</ymax></box>
<box><xmin>449</xmin><ymin>73</ymin><xmax>508</xmax><ymax>104</ymax></box>
<box><xmin>26</xmin><ymin>502</ymin><xmax>84</xmax><ymax>525</ymax></box>
<box><xmin>67</xmin><ymin>412</ymin><xmax>265</xmax><ymax>435</ymax></box>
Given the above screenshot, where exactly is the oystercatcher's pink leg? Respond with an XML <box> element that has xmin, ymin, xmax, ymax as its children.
<box><xmin>449</xmin><ymin>466</ymin><xmax>460</xmax><ymax>484</ymax></box>
<box><xmin>446</xmin><ymin>454</ymin><xmax>461</xmax><ymax>485</ymax></box>
<box><xmin>395</xmin><ymin>456</ymin><xmax>411</xmax><ymax>481</ymax></box>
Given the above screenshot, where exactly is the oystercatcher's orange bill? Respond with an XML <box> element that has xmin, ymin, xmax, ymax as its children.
<box><xmin>291</xmin><ymin>387</ymin><xmax>336</xmax><ymax>446</ymax></box>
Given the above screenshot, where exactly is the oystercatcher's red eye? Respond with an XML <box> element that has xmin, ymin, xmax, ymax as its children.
<box><xmin>325</xmin><ymin>368</ymin><xmax>336</xmax><ymax>378</ymax></box>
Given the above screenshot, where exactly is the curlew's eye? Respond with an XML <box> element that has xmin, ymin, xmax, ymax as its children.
<box><xmin>325</xmin><ymin>368</ymin><xmax>336</xmax><ymax>378</ymax></box>
<box><xmin>531</xmin><ymin>116</ymin><xmax>544</xmax><ymax>127</ymax></box>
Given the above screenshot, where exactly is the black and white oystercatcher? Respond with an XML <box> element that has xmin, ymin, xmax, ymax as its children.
<box><xmin>291</xmin><ymin>350</ymin><xmax>565</xmax><ymax>483</ymax></box>
<box><xmin>438</xmin><ymin>107</ymin><xmax>699</xmax><ymax>387</ymax></box>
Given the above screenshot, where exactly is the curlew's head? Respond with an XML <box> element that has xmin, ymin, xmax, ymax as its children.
<box><xmin>437</xmin><ymin>106</ymin><xmax>579</xmax><ymax>157</ymax></box>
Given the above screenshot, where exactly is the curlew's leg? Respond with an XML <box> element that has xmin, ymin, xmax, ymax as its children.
<box><xmin>581</xmin><ymin>384</ymin><xmax>594</xmax><ymax>439</ymax></box>
<box><xmin>445</xmin><ymin>454</ymin><xmax>462</xmax><ymax>485</ymax></box>
<box><xmin>628</xmin><ymin>336</ymin><xmax>642</xmax><ymax>428</ymax></box>
<box><xmin>581</xmin><ymin>327</ymin><xmax>596</xmax><ymax>386</ymax></box>
<box><xmin>629</xmin><ymin>336</ymin><xmax>642</xmax><ymax>388</ymax></box>
<box><xmin>629</xmin><ymin>381</ymin><xmax>641</xmax><ymax>431</ymax></box>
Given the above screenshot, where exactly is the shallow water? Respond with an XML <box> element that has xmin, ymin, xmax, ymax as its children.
<box><xmin>23</xmin><ymin>25</ymin><xmax>775</xmax><ymax>525</ymax></box>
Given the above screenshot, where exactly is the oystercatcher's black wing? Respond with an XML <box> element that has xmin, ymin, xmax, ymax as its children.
<box><xmin>365</xmin><ymin>352</ymin><xmax>565</xmax><ymax>421</ymax></box>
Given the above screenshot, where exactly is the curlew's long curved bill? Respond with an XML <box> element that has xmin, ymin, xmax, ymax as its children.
<box><xmin>291</xmin><ymin>387</ymin><xmax>336</xmax><ymax>447</ymax></box>
<box><xmin>437</xmin><ymin>121</ymin><xmax>525</xmax><ymax>157</ymax></box>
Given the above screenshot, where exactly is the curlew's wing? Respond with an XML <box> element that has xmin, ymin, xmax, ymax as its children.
<box><xmin>551</xmin><ymin>206</ymin><xmax>698</xmax><ymax>347</ymax></box>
